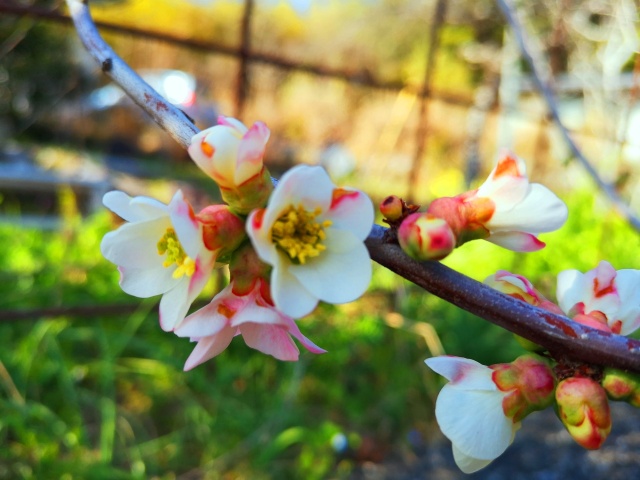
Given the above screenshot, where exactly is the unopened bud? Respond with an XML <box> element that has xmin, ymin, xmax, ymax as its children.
<box><xmin>492</xmin><ymin>354</ymin><xmax>555</xmax><ymax>422</ymax></box>
<box><xmin>198</xmin><ymin>204</ymin><xmax>246</xmax><ymax>258</ymax></box>
<box><xmin>602</xmin><ymin>368</ymin><xmax>640</xmax><ymax>407</ymax></box>
<box><xmin>556</xmin><ymin>377</ymin><xmax>611</xmax><ymax>449</ymax></box>
<box><xmin>380</xmin><ymin>195</ymin><xmax>404</xmax><ymax>222</ymax></box>
<box><xmin>398</xmin><ymin>213</ymin><xmax>456</xmax><ymax>261</ymax></box>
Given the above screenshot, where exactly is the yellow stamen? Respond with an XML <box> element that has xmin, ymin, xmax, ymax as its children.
<box><xmin>271</xmin><ymin>205</ymin><xmax>332</xmax><ymax>264</ymax></box>
<box><xmin>157</xmin><ymin>228</ymin><xmax>196</xmax><ymax>278</ymax></box>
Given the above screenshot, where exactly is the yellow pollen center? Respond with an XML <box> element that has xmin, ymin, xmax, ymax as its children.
<box><xmin>271</xmin><ymin>205</ymin><xmax>332</xmax><ymax>264</ymax></box>
<box><xmin>157</xmin><ymin>228</ymin><xmax>196</xmax><ymax>279</ymax></box>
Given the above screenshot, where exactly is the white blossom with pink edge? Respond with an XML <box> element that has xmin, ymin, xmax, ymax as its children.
<box><xmin>247</xmin><ymin>165</ymin><xmax>374</xmax><ymax>318</ymax></box>
<box><xmin>188</xmin><ymin>115</ymin><xmax>270</xmax><ymax>188</ymax></box>
<box><xmin>556</xmin><ymin>260</ymin><xmax>640</xmax><ymax>335</ymax></box>
<box><xmin>174</xmin><ymin>280</ymin><xmax>326</xmax><ymax>370</ymax></box>
<box><xmin>425</xmin><ymin>356</ymin><xmax>520</xmax><ymax>474</ymax></box>
<box><xmin>100</xmin><ymin>190</ymin><xmax>216</xmax><ymax>332</ymax></box>
<box><xmin>472</xmin><ymin>152</ymin><xmax>568</xmax><ymax>252</ymax></box>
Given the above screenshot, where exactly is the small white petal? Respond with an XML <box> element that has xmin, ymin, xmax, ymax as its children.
<box><xmin>119</xmin><ymin>265</ymin><xmax>176</xmax><ymax>297</ymax></box>
<box><xmin>289</xmin><ymin>229</ymin><xmax>371</xmax><ymax>305</ymax></box>
<box><xmin>452</xmin><ymin>444</ymin><xmax>494</xmax><ymax>474</ymax></box>
<box><xmin>100</xmin><ymin>218</ymin><xmax>170</xmax><ymax>269</ymax></box>
<box><xmin>158</xmin><ymin>280</ymin><xmax>191</xmax><ymax>332</ymax></box>
<box><xmin>436</xmin><ymin>385</ymin><xmax>514</xmax><ymax>460</ymax></box>
<box><xmin>425</xmin><ymin>356</ymin><xmax>497</xmax><ymax>390</ymax></box>
<box><xmin>326</xmin><ymin>189</ymin><xmax>374</xmax><ymax>240</ymax></box>
<box><xmin>103</xmin><ymin>191</ymin><xmax>168</xmax><ymax>222</ymax></box>
<box><xmin>489</xmin><ymin>184</ymin><xmax>568</xmax><ymax>233</ymax></box>
<box><xmin>271</xmin><ymin>259</ymin><xmax>319</xmax><ymax>318</ymax></box>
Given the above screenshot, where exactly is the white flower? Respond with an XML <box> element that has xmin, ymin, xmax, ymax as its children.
<box><xmin>101</xmin><ymin>190</ymin><xmax>216</xmax><ymax>331</ymax></box>
<box><xmin>188</xmin><ymin>115</ymin><xmax>270</xmax><ymax>189</ymax></box>
<box><xmin>556</xmin><ymin>260</ymin><xmax>640</xmax><ymax>335</ymax></box>
<box><xmin>425</xmin><ymin>356</ymin><xmax>520</xmax><ymax>474</ymax></box>
<box><xmin>470</xmin><ymin>151</ymin><xmax>568</xmax><ymax>251</ymax></box>
<box><xmin>174</xmin><ymin>279</ymin><xmax>325</xmax><ymax>370</ymax></box>
<box><xmin>246</xmin><ymin>165</ymin><xmax>374</xmax><ymax>318</ymax></box>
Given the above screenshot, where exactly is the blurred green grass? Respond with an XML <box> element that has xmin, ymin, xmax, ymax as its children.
<box><xmin>0</xmin><ymin>190</ymin><xmax>638</xmax><ymax>479</ymax></box>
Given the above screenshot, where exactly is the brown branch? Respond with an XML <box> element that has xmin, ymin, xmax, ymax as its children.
<box><xmin>496</xmin><ymin>0</ymin><xmax>640</xmax><ymax>233</ymax></box>
<box><xmin>64</xmin><ymin>0</ymin><xmax>640</xmax><ymax>373</ymax></box>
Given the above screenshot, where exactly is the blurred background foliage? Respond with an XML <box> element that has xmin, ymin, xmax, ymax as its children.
<box><xmin>1</xmin><ymin>0</ymin><xmax>639</xmax><ymax>478</ymax></box>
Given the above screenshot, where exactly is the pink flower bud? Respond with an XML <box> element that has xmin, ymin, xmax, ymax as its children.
<box><xmin>602</xmin><ymin>368</ymin><xmax>640</xmax><ymax>407</ymax></box>
<box><xmin>398</xmin><ymin>213</ymin><xmax>456</xmax><ymax>261</ymax></box>
<box><xmin>197</xmin><ymin>204</ymin><xmax>246</xmax><ymax>258</ymax></box>
<box><xmin>491</xmin><ymin>354</ymin><xmax>555</xmax><ymax>422</ymax></box>
<box><xmin>555</xmin><ymin>377</ymin><xmax>611</xmax><ymax>450</ymax></box>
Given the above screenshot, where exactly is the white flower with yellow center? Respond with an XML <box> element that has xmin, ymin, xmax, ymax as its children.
<box><xmin>247</xmin><ymin>165</ymin><xmax>374</xmax><ymax>318</ymax></box>
<box><xmin>100</xmin><ymin>190</ymin><xmax>216</xmax><ymax>331</ymax></box>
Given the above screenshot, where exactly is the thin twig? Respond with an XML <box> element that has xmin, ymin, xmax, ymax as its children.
<box><xmin>406</xmin><ymin>0</ymin><xmax>447</xmax><ymax>202</ymax></box>
<box><xmin>496</xmin><ymin>0</ymin><xmax>640</xmax><ymax>232</ymax></box>
<box><xmin>64</xmin><ymin>0</ymin><xmax>640</xmax><ymax>373</ymax></box>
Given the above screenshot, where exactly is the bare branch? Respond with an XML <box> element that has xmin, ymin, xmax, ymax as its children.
<box><xmin>496</xmin><ymin>0</ymin><xmax>640</xmax><ymax>232</ymax></box>
<box><xmin>66</xmin><ymin>0</ymin><xmax>198</xmax><ymax>149</ymax></box>
<box><xmin>65</xmin><ymin>0</ymin><xmax>640</xmax><ymax>373</ymax></box>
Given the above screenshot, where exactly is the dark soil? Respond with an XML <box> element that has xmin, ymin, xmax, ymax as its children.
<box><xmin>352</xmin><ymin>402</ymin><xmax>640</xmax><ymax>479</ymax></box>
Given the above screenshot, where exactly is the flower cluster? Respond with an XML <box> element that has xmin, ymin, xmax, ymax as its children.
<box><xmin>99</xmin><ymin>111</ymin><xmax>639</xmax><ymax>478</ymax></box>
<box><xmin>393</xmin><ymin>151</ymin><xmax>568</xmax><ymax>261</ymax></box>
<box><xmin>426</xmin><ymin>261</ymin><xmax>640</xmax><ymax>473</ymax></box>
<box><xmin>101</xmin><ymin>116</ymin><xmax>374</xmax><ymax>369</ymax></box>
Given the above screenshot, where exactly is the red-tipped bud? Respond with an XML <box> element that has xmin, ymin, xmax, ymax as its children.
<box><xmin>556</xmin><ymin>377</ymin><xmax>611</xmax><ymax>450</ymax></box>
<box><xmin>602</xmin><ymin>368</ymin><xmax>640</xmax><ymax>407</ymax></box>
<box><xmin>198</xmin><ymin>204</ymin><xmax>246</xmax><ymax>258</ymax></box>
<box><xmin>492</xmin><ymin>354</ymin><xmax>555</xmax><ymax>422</ymax></box>
<box><xmin>398</xmin><ymin>213</ymin><xmax>456</xmax><ymax>261</ymax></box>
<box><xmin>379</xmin><ymin>195</ymin><xmax>404</xmax><ymax>222</ymax></box>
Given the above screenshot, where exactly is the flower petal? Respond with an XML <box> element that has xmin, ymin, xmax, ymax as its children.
<box><xmin>271</xmin><ymin>258</ymin><xmax>319</xmax><ymax>318</ymax></box>
<box><xmin>183</xmin><ymin>326</ymin><xmax>236</xmax><ymax>371</ymax></box>
<box><xmin>118</xmin><ymin>265</ymin><xmax>176</xmax><ymax>297</ymax></box>
<box><xmin>280</xmin><ymin>317</ymin><xmax>327</xmax><ymax>354</ymax></box>
<box><xmin>246</xmin><ymin>209</ymin><xmax>280</xmax><ymax>268</ymax></box>
<box><xmin>326</xmin><ymin>189</ymin><xmax>374</xmax><ymax>240</ymax></box>
<box><xmin>476</xmin><ymin>153</ymin><xmax>529</xmax><ymax>205</ymax></box>
<box><xmin>100</xmin><ymin>217</ymin><xmax>170</xmax><ymax>269</ymax></box>
<box><xmin>486</xmin><ymin>231</ymin><xmax>545</xmax><ymax>252</ymax></box>
<box><xmin>240</xmin><ymin>323</ymin><xmax>300</xmax><ymax>361</ymax></box>
<box><xmin>436</xmin><ymin>385</ymin><xmax>515</xmax><ymax>460</ymax></box>
<box><xmin>158</xmin><ymin>279</ymin><xmax>191</xmax><ymax>331</ymax></box>
<box><xmin>610</xmin><ymin>269</ymin><xmax>640</xmax><ymax>335</ymax></box>
<box><xmin>236</xmin><ymin>121</ymin><xmax>270</xmax><ymax>184</ymax></box>
<box><xmin>452</xmin><ymin>444</ymin><xmax>494</xmax><ymax>474</ymax></box>
<box><xmin>174</xmin><ymin>298</ymin><xmax>232</xmax><ymax>339</ymax></box>
<box><xmin>103</xmin><ymin>191</ymin><xmax>168</xmax><ymax>222</ymax></box>
<box><xmin>489</xmin><ymin>184</ymin><xmax>568</xmax><ymax>233</ymax></box>
<box><xmin>168</xmin><ymin>190</ymin><xmax>203</xmax><ymax>259</ymax></box>
<box><xmin>288</xmin><ymin>229</ymin><xmax>371</xmax><ymax>305</ymax></box>
<box><xmin>425</xmin><ymin>356</ymin><xmax>497</xmax><ymax>390</ymax></box>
